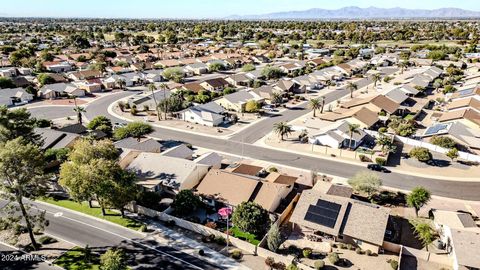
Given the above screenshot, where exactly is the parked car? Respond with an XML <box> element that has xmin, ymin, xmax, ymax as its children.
<box><xmin>367</xmin><ymin>163</ymin><xmax>391</xmax><ymax>173</ymax></box>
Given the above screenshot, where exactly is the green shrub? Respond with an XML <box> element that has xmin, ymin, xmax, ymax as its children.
<box><xmin>355</xmin><ymin>247</ymin><xmax>363</xmax><ymax>254</ymax></box>
<box><xmin>359</xmin><ymin>154</ymin><xmax>372</xmax><ymax>162</ymax></box>
<box><xmin>409</xmin><ymin>147</ymin><xmax>432</xmax><ymax>162</ymax></box>
<box><xmin>138</xmin><ymin>224</ymin><xmax>147</xmax><ymax>232</ymax></box>
<box><xmin>38</xmin><ymin>236</ymin><xmax>57</xmax><ymax>245</ymax></box>
<box><xmin>231</xmin><ymin>249</ymin><xmax>243</xmax><ymax>260</ymax></box>
<box><xmin>328</xmin><ymin>252</ymin><xmax>340</xmax><ymax>265</ymax></box>
<box><xmin>375</xmin><ymin>157</ymin><xmax>386</xmax><ymax>166</ymax></box>
<box><xmin>389</xmin><ymin>259</ymin><xmax>399</xmax><ymax>269</ymax></box>
<box><xmin>268</xmin><ymin>167</ymin><xmax>278</xmax><ymax>173</ymax></box>
<box><xmin>346</xmin><ymin>243</ymin><xmax>353</xmax><ymax>250</ymax></box>
<box><xmin>286</xmin><ymin>264</ymin><xmax>298</xmax><ymax>270</ymax></box>
<box><xmin>215</xmin><ymin>235</ymin><xmax>226</xmax><ymax>245</ymax></box>
<box><xmin>339</xmin><ymin>243</ymin><xmax>347</xmax><ymax>249</ymax></box>
<box><xmin>314</xmin><ymin>260</ymin><xmax>325</xmax><ymax>269</ymax></box>
<box><xmin>378</xmin><ymin>127</ymin><xmax>387</xmax><ymax>133</ymax></box>
<box><xmin>302</xmin><ymin>248</ymin><xmax>312</xmax><ymax>258</ymax></box>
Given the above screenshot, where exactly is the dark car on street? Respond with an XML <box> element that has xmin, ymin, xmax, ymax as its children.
<box><xmin>367</xmin><ymin>163</ymin><xmax>391</xmax><ymax>173</ymax></box>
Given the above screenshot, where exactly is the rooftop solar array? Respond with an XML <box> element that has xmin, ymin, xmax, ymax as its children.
<box><xmin>304</xmin><ymin>199</ymin><xmax>341</xmax><ymax>228</ymax></box>
<box><xmin>424</xmin><ymin>123</ymin><xmax>449</xmax><ymax>136</ymax></box>
<box><xmin>458</xmin><ymin>88</ymin><xmax>474</xmax><ymax>96</ymax></box>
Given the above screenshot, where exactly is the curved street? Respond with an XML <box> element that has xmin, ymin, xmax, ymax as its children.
<box><xmin>79</xmin><ymin>91</ymin><xmax>480</xmax><ymax>201</ymax></box>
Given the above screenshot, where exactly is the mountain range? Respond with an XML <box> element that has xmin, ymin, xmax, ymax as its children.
<box><xmin>226</xmin><ymin>6</ymin><xmax>480</xmax><ymax>20</ymax></box>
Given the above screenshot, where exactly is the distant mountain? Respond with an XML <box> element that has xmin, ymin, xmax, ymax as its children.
<box><xmin>226</xmin><ymin>6</ymin><xmax>480</xmax><ymax>20</ymax></box>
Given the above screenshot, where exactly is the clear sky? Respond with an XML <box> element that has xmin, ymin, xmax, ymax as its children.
<box><xmin>1</xmin><ymin>0</ymin><xmax>479</xmax><ymax>19</ymax></box>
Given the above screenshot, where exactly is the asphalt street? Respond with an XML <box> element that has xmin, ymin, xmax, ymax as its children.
<box><xmin>0</xmin><ymin>200</ymin><xmax>223</xmax><ymax>270</ymax></box>
<box><xmin>80</xmin><ymin>90</ymin><xmax>480</xmax><ymax>201</ymax></box>
<box><xmin>22</xmin><ymin>71</ymin><xmax>479</xmax><ymax>201</ymax></box>
<box><xmin>27</xmin><ymin>106</ymin><xmax>75</xmax><ymax>120</ymax></box>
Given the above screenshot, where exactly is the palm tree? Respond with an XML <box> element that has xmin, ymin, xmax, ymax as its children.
<box><xmin>346</xmin><ymin>82</ymin><xmax>358</xmax><ymax>99</ymax></box>
<box><xmin>308</xmin><ymin>98</ymin><xmax>321</xmax><ymax>117</ymax></box>
<box><xmin>159</xmin><ymin>83</ymin><xmax>168</xmax><ymax>120</ymax></box>
<box><xmin>116</xmin><ymin>78</ymin><xmax>126</xmax><ymax>90</ymax></box>
<box><xmin>320</xmin><ymin>97</ymin><xmax>326</xmax><ymax>114</ymax></box>
<box><xmin>270</xmin><ymin>92</ymin><xmax>282</xmax><ymax>105</ymax></box>
<box><xmin>347</xmin><ymin>123</ymin><xmax>361</xmax><ymax>149</ymax></box>
<box><xmin>273</xmin><ymin>122</ymin><xmax>292</xmax><ymax>141</ymax></box>
<box><xmin>148</xmin><ymin>83</ymin><xmax>161</xmax><ymax>121</ymax></box>
<box><xmin>71</xmin><ymin>95</ymin><xmax>85</xmax><ymax>125</ymax></box>
<box><xmin>371</xmin><ymin>73</ymin><xmax>381</xmax><ymax>88</ymax></box>
<box><xmin>398</xmin><ymin>61</ymin><xmax>407</xmax><ymax>74</ymax></box>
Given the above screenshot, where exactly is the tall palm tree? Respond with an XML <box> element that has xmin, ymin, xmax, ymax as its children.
<box><xmin>371</xmin><ymin>73</ymin><xmax>381</xmax><ymax>88</ymax></box>
<box><xmin>347</xmin><ymin>123</ymin><xmax>361</xmax><ymax>149</ymax></box>
<box><xmin>320</xmin><ymin>97</ymin><xmax>326</xmax><ymax>114</ymax></box>
<box><xmin>308</xmin><ymin>98</ymin><xmax>321</xmax><ymax>117</ymax></box>
<box><xmin>148</xmin><ymin>83</ymin><xmax>161</xmax><ymax>121</ymax></box>
<box><xmin>159</xmin><ymin>83</ymin><xmax>168</xmax><ymax>120</ymax></box>
<box><xmin>346</xmin><ymin>82</ymin><xmax>358</xmax><ymax>99</ymax></box>
<box><xmin>273</xmin><ymin>122</ymin><xmax>292</xmax><ymax>141</ymax></box>
<box><xmin>398</xmin><ymin>61</ymin><xmax>407</xmax><ymax>74</ymax></box>
<box><xmin>71</xmin><ymin>95</ymin><xmax>85</xmax><ymax>125</ymax></box>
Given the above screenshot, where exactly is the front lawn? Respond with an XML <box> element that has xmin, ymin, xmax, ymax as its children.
<box><xmin>229</xmin><ymin>227</ymin><xmax>261</xmax><ymax>245</ymax></box>
<box><xmin>54</xmin><ymin>246</ymin><xmax>100</xmax><ymax>270</ymax></box>
<box><xmin>40</xmin><ymin>197</ymin><xmax>143</xmax><ymax>230</ymax></box>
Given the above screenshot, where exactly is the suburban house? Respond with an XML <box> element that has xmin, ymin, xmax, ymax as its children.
<box><xmin>58</xmin><ymin>123</ymin><xmax>107</xmax><ymax>140</ymax></box>
<box><xmin>179</xmin><ymin>101</ymin><xmax>226</xmax><ymax>127</ymax></box>
<box><xmin>126</xmin><ymin>153</ymin><xmax>210</xmax><ymax>194</ymax></box>
<box><xmin>252</xmin><ymin>85</ymin><xmax>284</xmax><ymax>101</ymax></box>
<box><xmin>122</xmin><ymin>72</ymin><xmax>145</xmax><ymax>87</ymax></box>
<box><xmin>127</xmin><ymin>90</ymin><xmax>171</xmax><ymax>109</ymax></box>
<box><xmin>67</xmin><ymin>70</ymin><xmax>103</xmax><ymax>81</ymax></box>
<box><xmin>0</xmin><ymin>87</ymin><xmax>34</xmax><ymax>106</ymax></box>
<box><xmin>114</xmin><ymin>137</ymin><xmax>163</xmax><ymax>153</ymax></box>
<box><xmin>439</xmin><ymin>109</ymin><xmax>480</xmax><ymax>129</ymax></box>
<box><xmin>226</xmin><ymin>73</ymin><xmax>251</xmax><ymax>87</ymax></box>
<box><xmin>35</xmin><ymin>128</ymin><xmax>80</xmax><ymax>150</ymax></box>
<box><xmin>193</xmin><ymin>152</ymin><xmax>223</xmax><ymax>169</ymax></box>
<box><xmin>309</xmin><ymin>120</ymin><xmax>368</xmax><ymax>150</ymax></box>
<box><xmin>43</xmin><ymin>61</ymin><xmax>72</xmax><ymax>73</ymax></box>
<box><xmin>185</xmin><ymin>63</ymin><xmax>209</xmax><ymax>75</ymax></box>
<box><xmin>200</xmin><ymin>78</ymin><xmax>230</xmax><ymax>92</ymax></box>
<box><xmin>195</xmin><ymin>169</ymin><xmax>295</xmax><ymax>212</ymax></box>
<box><xmin>432</xmin><ymin>209</ymin><xmax>480</xmax><ymax>270</ymax></box>
<box><xmin>73</xmin><ymin>80</ymin><xmax>102</xmax><ymax>93</ymax></box>
<box><xmin>144</xmin><ymin>69</ymin><xmax>164</xmax><ymax>83</ymax></box>
<box><xmin>215</xmin><ymin>90</ymin><xmax>263</xmax><ymax>112</ymax></box>
<box><xmin>306</xmin><ymin>58</ymin><xmax>327</xmax><ymax>68</ymax></box>
<box><xmin>0</xmin><ymin>67</ymin><xmax>17</xmax><ymax>77</ymax></box>
<box><xmin>290</xmin><ymin>189</ymin><xmax>390</xmax><ymax>253</ymax></box>
<box><xmin>422</xmin><ymin>122</ymin><xmax>480</xmax><ymax>152</ymax></box>
<box><xmin>38</xmin><ymin>83</ymin><xmax>85</xmax><ymax>99</ymax></box>
<box><xmin>161</xmin><ymin>144</ymin><xmax>194</xmax><ymax>160</ymax></box>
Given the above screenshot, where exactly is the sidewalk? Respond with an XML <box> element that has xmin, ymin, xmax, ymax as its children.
<box><xmin>144</xmin><ymin>219</ymin><xmax>251</xmax><ymax>270</ymax></box>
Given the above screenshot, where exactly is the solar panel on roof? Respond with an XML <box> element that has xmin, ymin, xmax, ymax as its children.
<box><xmin>459</xmin><ymin>89</ymin><xmax>474</xmax><ymax>96</ymax></box>
<box><xmin>424</xmin><ymin>124</ymin><xmax>448</xmax><ymax>136</ymax></box>
<box><xmin>303</xmin><ymin>199</ymin><xmax>341</xmax><ymax>229</ymax></box>
<box><xmin>305</xmin><ymin>212</ymin><xmax>337</xmax><ymax>228</ymax></box>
